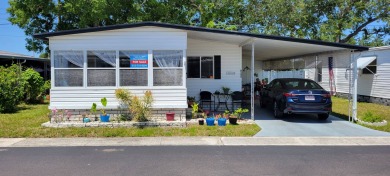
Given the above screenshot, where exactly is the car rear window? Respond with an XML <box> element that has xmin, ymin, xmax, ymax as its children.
<box><xmin>283</xmin><ymin>80</ymin><xmax>322</xmax><ymax>89</ymax></box>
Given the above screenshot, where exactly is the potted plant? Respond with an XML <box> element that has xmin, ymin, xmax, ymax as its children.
<box><xmin>206</xmin><ymin>115</ymin><xmax>215</xmax><ymax>126</ymax></box>
<box><xmin>192</xmin><ymin>103</ymin><xmax>204</xmax><ymax>125</ymax></box>
<box><xmin>222</xmin><ymin>86</ymin><xmax>230</xmax><ymax>94</ymax></box>
<box><xmin>229</xmin><ymin>108</ymin><xmax>248</xmax><ymax>125</ymax></box>
<box><xmin>187</xmin><ymin>96</ymin><xmax>196</xmax><ymax>107</ymax></box>
<box><xmin>223</xmin><ymin>110</ymin><xmax>230</xmax><ymax>119</ymax></box>
<box><xmin>216</xmin><ymin>114</ymin><xmax>226</xmax><ymax>126</ymax></box>
<box><xmin>99</xmin><ymin>97</ymin><xmax>110</xmax><ymax>122</ymax></box>
<box><xmin>91</xmin><ymin>102</ymin><xmax>98</xmax><ymax>121</ymax></box>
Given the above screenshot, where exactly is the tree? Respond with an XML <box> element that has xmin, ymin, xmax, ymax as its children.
<box><xmin>7</xmin><ymin>0</ymin><xmax>389</xmax><ymax>54</ymax></box>
<box><xmin>315</xmin><ymin>0</ymin><xmax>389</xmax><ymax>44</ymax></box>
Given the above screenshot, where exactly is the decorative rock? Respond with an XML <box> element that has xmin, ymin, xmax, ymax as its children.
<box><xmin>357</xmin><ymin>119</ymin><xmax>388</xmax><ymax>126</ymax></box>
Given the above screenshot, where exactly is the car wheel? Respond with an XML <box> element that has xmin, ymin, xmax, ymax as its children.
<box><xmin>260</xmin><ymin>98</ymin><xmax>266</xmax><ymax>108</ymax></box>
<box><xmin>273</xmin><ymin>101</ymin><xmax>283</xmax><ymax>118</ymax></box>
<box><xmin>318</xmin><ymin>113</ymin><xmax>329</xmax><ymax>120</ymax></box>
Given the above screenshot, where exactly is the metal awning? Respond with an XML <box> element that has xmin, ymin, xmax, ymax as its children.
<box><xmin>355</xmin><ymin>56</ymin><xmax>376</xmax><ymax>69</ymax></box>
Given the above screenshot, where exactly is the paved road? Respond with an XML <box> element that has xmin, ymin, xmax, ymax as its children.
<box><xmin>1</xmin><ymin>146</ymin><xmax>389</xmax><ymax>176</ymax></box>
<box><xmin>243</xmin><ymin>104</ymin><xmax>390</xmax><ymax>137</ymax></box>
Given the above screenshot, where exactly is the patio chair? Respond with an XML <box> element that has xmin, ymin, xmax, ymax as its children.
<box><xmin>200</xmin><ymin>91</ymin><xmax>214</xmax><ymax>111</ymax></box>
<box><xmin>231</xmin><ymin>91</ymin><xmax>244</xmax><ymax>110</ymax></box>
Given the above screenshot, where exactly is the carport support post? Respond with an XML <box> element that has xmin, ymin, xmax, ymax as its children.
<box><xmin>352</xmin><ymin>52</ymin><xmax>358</xmax><ymax>122</ymax></box>
<box><xmin>251</xmin><ymin>41</ymin><xmax>255</xmax><ymax>120</ymax></box>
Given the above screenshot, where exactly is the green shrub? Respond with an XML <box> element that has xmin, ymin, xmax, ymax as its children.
<box><xmin>360</xmin><ymin>111</ymin><xmax>383</xmax><ymax>123</ymax></box>
<box><xmin>130</xmin><ymin>90</ymin><xmax>153</xmax><ymax>122</ymax></box>
<box><xmin>22</xmin><ymin>68</ymin><xmax>45</xmax><ymax>103</ymax></box>
<box><xmin>0</xmin><ymin>64</ymin><xmax>25</xmax><ymax>113</ymax></box>
<box><xmin>115</xmin><ymin>89</ymin><xmax>153</xmax><ymax>122</ymax></box>
<box><xmin>42</xmin><ymin>80</ymin><xmax>51</xmax><ymax>95</ymax></box>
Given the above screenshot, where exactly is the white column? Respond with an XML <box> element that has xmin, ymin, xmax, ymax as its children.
<box><xmin>115</xmin><ymin>50</ymin><xmax>119</xmax><ymax>88</ymax></box>
<box><xmin>148</xmin><ymin>50</ymin><xmax>153</xmax><ymax>87</ymax></box>
<box><xmin>83</xmin><ymin>50</ymin><xmax>87</xmax><ymax>88</ymax></box>
<box><xmin>251</xmin><ymin>41</ymin><xmax>255</xmax><ymax>120</ymax></box>
<box><xmin>183</xmin><ymin>49</ymin><xmax>187</xmax><ymax>88</ymax></box>
<box><xmin>352</xmin><ymin>52</ymin><xmax>358</xmax><ymax>121</ymax></box>
<box><xmin>50</xmin><ymin>50</ymin><xmax>55</xmax><ymax>88</ymax></box>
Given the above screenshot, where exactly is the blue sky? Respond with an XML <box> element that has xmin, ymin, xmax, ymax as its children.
<box><xmin>0</xmin><ymin>1</ymin><xmax>36</xmax><ymax>56</ymax></box>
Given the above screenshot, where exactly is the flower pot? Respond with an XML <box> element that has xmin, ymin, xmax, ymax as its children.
<box><xmin>229</xmin><ymin>118</ymin><xmax>238</xmax><ymax>125</ymax></box>
<box><xmin>218</xmin><ymin>118</ymin><xmax>227</xmax><ymax>126</ymax></box>
<box><xmin>100</xmin><ymin>114</ymin><xmax>110</xmax><ymax>122</ymax></box>
<box><xmin>206</xmin><ymin>117</ymin><xmax>215</xmax><ymax>126</ymax></box>
<box><xmin>166</xmin><ymin>112</ymin><xmax>175</xmax><ymax>121</ymax></box>
<box><xmin>83</xmin><ymin>117</ymin><xmax>90</xmax><ymax>123</ymax></box>
<box><xmin>198</xmin><ymin>119</ymin><xmax>204</xmax><ymax>125</ymax></box>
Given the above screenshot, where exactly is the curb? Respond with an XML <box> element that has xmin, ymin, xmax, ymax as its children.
<box><xmin>2</xmin><ymin>137</ymin><xmax>390</xmax><ymax>147</ymax></box>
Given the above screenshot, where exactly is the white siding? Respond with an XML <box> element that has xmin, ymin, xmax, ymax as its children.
<box><xmin>186</xmin><ymin>38</ymin><xmax>242</xmax><ymax>100</ymax></box>
<box><xmin>354</xmin><ymin>49</ymin><xmax>390</xmax><ymax>98</ymax></box>
<box><xmin>242</xmin><ymin>57</ymin><xmax>262</xmax><ymax>84</ymax></box>
<box><xmin>48</xmin><ymin>27</ymin><xmax>188</xmax><ymax>109</ymax></box>
<box><xmin>49</xmin><ymin>27</ymin><xmax>187</xmax><ymax>50</ymax></box>
<box><xmin>49</xmin><ymin>88</ymin><xmax>187</xmax><ymax>109</ymax></box>
<box><xmin>307</xmin><ymin>48</ymin><xmax>390</xmax><ymax>99</ymax></box>
<box><xmin>303</xmin><ymin>51</ymin><xmax>351</xmax><ymax>92</ymax></box>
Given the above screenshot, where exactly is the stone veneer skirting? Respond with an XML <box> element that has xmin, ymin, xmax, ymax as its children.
<box><xmin>50</xmin><ymin>108</ymin><xmax>186</xmax><ymax>122</ymax></box>
<box><xmin>42</xmin><ymin>120</ymin><xmax>186</xmax><ymax>128</ymax></box>
<box><xmin>335</xmin><ymin>92</ymin><xmax>390</xmax><ymax>106</ymax></box>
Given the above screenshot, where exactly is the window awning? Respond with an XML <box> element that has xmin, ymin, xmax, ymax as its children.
<box><xmin>355</xmin><ymin>56</ymin><xmax>376</xmax><ymax>69</ymax></box>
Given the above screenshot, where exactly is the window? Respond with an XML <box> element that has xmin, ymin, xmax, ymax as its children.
<box><xmin>187</xmin><ymin>57</ymin><xmax>200</xmax><ymax>78</ymax></box>
<box><xmin>363</xmin><ymin>60</ymin><xmax>377</xmax><ymax>74</ymax></box>
<box><xmin>187</xmin><ymin>56</ymin><xmax>215</xmax><ymax>79</ymax></box>
<box><xmin>53</xmin><ymin>51</ymin><xmax>84</xmax><ymax>87</ymax></box>
<box><xmin>153</xmin><ymin>50</ymin><xmax>183</xmax><ymax>86</ymax></box>
<box><xmin>87</xmin><ymin>51</ymin><xmax>116</xmax><ymax>86</ymax></box>
<box><xmin>119</xmin><ymin>50</ymin><xmax>148</xmax><ymax>86</ymax></box>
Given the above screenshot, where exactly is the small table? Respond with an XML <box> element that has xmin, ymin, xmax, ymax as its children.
<box><xmin>214</xmin><ymin>93</ymin><xmax>231</xmax><ymax>111</ymax></box>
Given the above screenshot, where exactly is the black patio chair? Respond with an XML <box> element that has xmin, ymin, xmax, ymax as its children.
<box><xmin>200</xmin><ymin>91</ymin><xmax>214</xmax><ymax>111</ymax></box>
<box><xmin>231</xmin><ymin>91</ymin><xmax>244</xmax><ymax>110</ymax></box>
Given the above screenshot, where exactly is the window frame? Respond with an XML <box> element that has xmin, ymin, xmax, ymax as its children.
<box><xmin>52</xmin><ymin>50</ymin><xmax>84</xmax><ymax>87</ymax></box>
<box><xmin>86</xmin><ymin>50</ymin><xmax>117</xmax><ymax>87</ymax></box>
<box><xmin>152</xmin><ymin>50</ymin><xmax>184</xmax><ymax>86</ymax></box>
<box><xmin>119</xmin><ymin>50</ymin><xmax>149</xmax><ymax>87</ymax></box>
<box><xmin>51</xmin><ymin>49</ymin><xmax>186</xmax><ymax>89</ymax></box>
<box><xmin>187</xmin><ymin>56</ymin><xmax>215</xmax><ymax>79</ymax></box>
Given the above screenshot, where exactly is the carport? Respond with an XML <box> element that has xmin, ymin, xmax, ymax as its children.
<box><xmin>238</xmin><ymin>38</ymin><xmax>366</xmax><ymax>121</ymax></box>
<box><xmin>177</xmin><ymin>24</ymin><xmax>368</xmax><ymax>121</ymax></box>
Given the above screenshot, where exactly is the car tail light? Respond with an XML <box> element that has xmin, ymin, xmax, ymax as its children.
<box><xmin>284</xmin><ymin>93</ymin><xmax>296</xmax><ymax>97</ymax></box>
<box><xmin>321</xmin><ymin>94</ymin><xmax>331</xmax><ymax>98</ymax></box>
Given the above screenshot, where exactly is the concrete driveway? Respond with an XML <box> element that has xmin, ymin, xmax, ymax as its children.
<box><xmin>243</xmin><ymin>104</ymin><xmax>390</xmax><ymax>137</ymax></box>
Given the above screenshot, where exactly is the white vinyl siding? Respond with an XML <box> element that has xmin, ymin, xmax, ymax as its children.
<box><xmin>303</xmin><ymin>48</ymin><xmax>390</xmax><ymax>99</ymax></box>
<box><xmin>49</xmin><ymin>88</ymin><xmax>187</xmax><ymax>109</ymax></box>
<box><xmin>186</xmin><ymin>38</ymin><xmax>242</xmax><ymax>100</ymax></box>
<box><xmin>49</xmin><ymin>28</ymin><xmax>187</xmax><ymax>50</ymax></box>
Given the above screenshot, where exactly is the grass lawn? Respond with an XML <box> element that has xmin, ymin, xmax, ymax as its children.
<box><xmin>0</xmin><ymin>103</ymin><xmax>260</xmax><ymax>138</ymax></box>
<box><xmin>332</xmin><ymin>96</ymin><xmax>390</xmax><ymax>132</ymax></box>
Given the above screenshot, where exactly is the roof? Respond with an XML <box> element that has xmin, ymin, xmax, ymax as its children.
<box><xmin>33</xmin><ymin>22</ymin><xmax>369</xmax><ymax>60</ymax></box>
<box><xmin>34</xmin><ymin>22</ymin><xmax>367</xmax><ymax>50</ymax></box>
<box><xmin>0</xmin><ymin>50</ymin><xmax>49</xmax><ymax>62</ymax></box>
